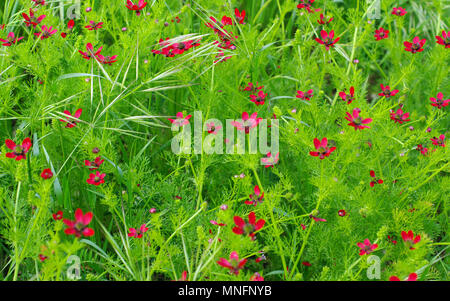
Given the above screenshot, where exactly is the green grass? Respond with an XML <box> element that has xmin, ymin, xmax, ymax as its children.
<box><xmin>0</xmin><ymin>0</ymin><xmax>448</xmax><ymax>281</ymax></box>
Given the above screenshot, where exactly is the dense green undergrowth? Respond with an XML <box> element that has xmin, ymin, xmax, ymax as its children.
<box><xmin>0</xmin><ymin>0</ymin><xmax>448</xmax><ymax>281</ymax></box>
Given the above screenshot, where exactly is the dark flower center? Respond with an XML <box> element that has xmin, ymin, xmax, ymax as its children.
<box><xmin>94</xmin><ymin>176</ymin><xmax>101</xmax><ymax>182</ymax></box>
<box><xmin>243</xmin><ymin>223</ymin><xmax>255</xmax><ymax>235</ymax></box>
<box><xmin>13</xmin><ymin>146</ymin><xmax>24</xmax><ymax>156</ymax></box>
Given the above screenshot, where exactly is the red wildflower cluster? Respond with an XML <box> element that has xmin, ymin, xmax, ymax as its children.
<box><xmin>22</xmin><ymin>8</ymin><xmax>46</xmax><ymax>28</ymax></box>
<box><xmin>309</xmin><ymin>137</ymin><xmax>336</xmax><ymax>159</ymax></box>
<box><xmin>404</xmin><ymin>36</ymin><xmax>426</xmax><ymax>53</ymax></box>
<box><xmin>61</xmin><ymin>19</ymin><xmax>75</xmax><ymax>38</ymax></box>
<box><xmin>315</xmin><ymin>30</ymin><xmax>340</xmax><ymax>50</ymax></box>
<box><xmin>297</xmin><ymin>0</ymin><xmax>320</xmax><ymax>13</ymax></box>
<box><xmin>59</xmin><ymin>109</ymin><xmax>82</xmax><ymax>128</ymax></box>
<box><xmin>401</xmin><ymin>230</ymin><xmax>421</xmax><ymax>250</ymax></box>
<box><xmin>128</xmin><ymin>224</ymin><xmax>149</xmax><ymax>238</ymax></box>
<box><xmin>5</xmin><ymin>138</ymin><xmax>32</xmax><ymax>161</ymax></box>
<box><xmin>390</xmin><ymin>106</ymin><xmax>410</xmax><ymax>124</ymax></box>
<box><xmin>79</xmin><ymin>43</ymin><xmax>117</xmax><ymax>65</ymax></box>
<box><xmin>85</xmin><ymin>21</ymin><xmax>103</xmax><ymax>31</ymax></box>
<box><xmin>392</xmin><ymin>7</ymin><xmax>407</xmax><ymax>16</ymax></box>
<box><xmin>168</xmin><ymin>112</ymin><xmax>192</xmax><ymax>127</ymax></box>
<box><xmin>345</xmin><ymin>108</ymin><xmax>372</xmax><ymax>130</ymax></box>
<box><xmin>339</xmin><ymin>86</ymin><xmax>355</xmax><ymax>104</ymax></box>
<box><xmin>34</xmin><ymin>25</ymin><xmax>57</xmax><ymax>40</ymax></box>
<box><xmin>431</xmin><ymin>134</ymin><xmax>445</xmax><ymax>147</ymax></box>
<box><xmin>217</xmin><ymin>251</ymin><xmax>247</xmax><ymax>275</ymax></box>
<box><xmin>125</xmin><ymin>0</ymin><xmax>147</xmax><ymax>16</ymax></box>
<box><xmin>374</xmin><ymin>27</ymin><xmax>389</xmax><ymax>41</ymax></box>
<box><xmin>261</xmin><ymin>152</ymin><xmax>279</xmax><ymax>167</ymax></box>
<box><xmin>317</xmin><ymin>14</ymin><xmax>333</xmax><ymax>25</ymax></box>
<box><xmin>249</xmin><ymin>90</ymin><xmax>267</xmax><ymax>106</ymax></box>
<box><xmin>85</xmin><ymin>157</ymin><xmax>105</xmax><ymax>171</ymax></box>
<box><xmin>245</xmin><ymin>185</ymin><xmax>264</xmax><ymax>206</ymax></box>
<box><xmin>41</xmin><ymin>168</ymin><xmax>53</xmax><ymax>179</ymax></box>
<box><xmin>0</xmin><ymin>32</ymin><xmax>24</xmax><ymax>46</ymax></box>
<box><xmin>390</xmin><ymin>273</ymin><xmax>417</xmax><ymax>281</ymax></box>
<box><xmin>63</xmin><ymin>208</ymin><xmax>95</xmax><ymax>238</ymax></box>
<box><xmin>232</xmin><ymin>212</ymin><xmax>265</xmax><ymax>240</ymax></box>
<box><xmin>151</xmin><ymin>37</ymin><xmax>200</xmax><ymax>57</ymax></box>
<box><xmin>231</xmin><ymin>112</ymin><xmax>262</xmax><ymax>134</ymax></box>
<box><xmin>369</xmin><ymin>170</ymin><xmax>383</xmax><ymax>187</ymax></box>
<box><xmin>378</xmin><ymin>84</ymin><xmax>399</xmax><ymax>98</ymax></box>
<box><xmin>436</xmin><ymin>31</ymin><xmax>450</xmax><ymax>48</ymax></box>
<box><xmin>357</xmin><ymin>239</ymin><xmax>378</xmax><ymax>256</ymax></box>
<box><xmin>296</xmin><ymin>89</ymin><xmax>313</xmax><ymax>101</ymax></box>
<box><xmin>430</xmin><ymin>92</ymin><xmax>449</xmax><ymax>109</ymax></box>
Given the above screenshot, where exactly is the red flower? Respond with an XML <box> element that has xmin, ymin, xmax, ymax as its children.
<box><xmin>85</xmin><ymin>21</ymin><xmax>103</xmax><ymax>31</ymax></box>
<box><xmin>315</xmin><ymin>30</ymin><xmax>340</xmax><ymax>50</ymax></box>
<box><xmin>390</xmin><ymin>108</ymin><xmax>410</xmax><ymax>124</ymax></box>
<box><xmin>231</xmin><ymin>112</ymin><xmax>262</xmax><ymax>134</ymax></box>
<box><xmin>61</xmin><ymin>19</ymin><xmax>75</xmax><ymax>38</ymax></box>
<box><xmin>296</xmin><ymin>89</ymin><xmax>313</xmax><ymax>101</ymax></box>
<box><xmin>357</xmin><ymin>239</ymin><xmax>378</xmax><ymax>255</ymax></box>
<box><xmin>302</xmin><ymin>261</ymin><xmax>312</xmax><ymax>266</ymax></box>
<box><xmin>178</xmin><ymin>271</ymin><xmax>188</xmax><ymax>281</ymax></box>
<box><xmin>41</xmin><ymin>168</ymin><xmax>53</xmax><ymax>179</ymax></box>
<box><xmin>430</xmin><ymin>92</ymin><xmax>449</xmax><ymax>109</ymax></box>
<box><xmin>431</xmin><ymin>134</ymin><xmax>445</xmax><ymax>147</ymax></box>
<box><xmin>232</xmin><ymin>212</ymin><xmax>265</xmax><ymax>240</ymax></box>
<box><xmin>34</xmin><ymin>25</ymin><xmax>57</xmax><ymax>40</ymax></box>
<box><xmin>387</xmin><ymin>235</ymin><xmax>397</xmax><ymax>245</ymax></box>
<box><xmin>379</xmin><ymin>84</ymin><xmax>399</xmax><ymax>98</ymax></box>
<box><xmin>52</xmin><ymin>210</ymin><xmax>63</xmax><ymax>220</ymax></box>
<box><xmin>235</xmin><ymin>8</ymin><xmax>246</xmax><ymax>24</ymax></box>
<box><xmin>401</xmin><ymin>230</ymin><xmax>421</xmax><ymax>250</ymax></box>
<box><xmin>168</xmin><ymin>112</ymin><xmax>192</xmax><ymax>127</ymax></box>
<box><xmin>369</xmin><ymin>170</ymin><xmax>383</xmax><ymax>187</ymax></box>
<box><xmin>22</xmin><ymin>8</ymin><xmax>46</xmax><ymax>28</ymax></box>
<box><xmin>84</xmin><ymin>157</ymin><xmax>105</xmax><ymax>171</ymax></box>
<box><xmin>79</xmin><ymin>43</ymin><xmax>103</xmax><ymax>60</ymax></box>
<box><xmin>128</xmin><ymin>224</ymin><xmax>149</xmax><ymax>238</ymax></box>
<box><xmin>261</xmin><ymin>152</ymin><xmax>279</xmax><ymax>168</ymax></box>
<box><xmin>249</xmin><ymin>90</ymin><xmax>267</xmax><ymax>106</ymax></box>
<box><xmin>126</xmin><ymin>0</ymin><xmax>147</xmax><ymax>16</ymax></box>
<box><xmin>87</xmin><ymin>171</ymin><xmax>105</xmax><ymax>186</ymax></box>
<box><xmin>97</xmin><ymin>54</ymin><xmax>118</xmax><ymax>65</ymax></box>
<box><xmin>0</xmin><ymin>24</ymin><xmax>4</xmax><ymax>30</ymax></box>
<box><xmin>310</xmin><ymin>214</ymin><xmax>327</xmax><ymax>222</ymax></box>
<box><xmin>63</xmin><ymin>208</ymin><xmax>94</xmax><ymax>237</ymax></box>
<box><xmin>317</xmin><ymin>14</ymin><xmax>333</xmax><ymax>25</ymax></box>
<box><xmin>404</xmin><ymin>36</ymin><xmax>426</xmax><ymax>53</ymax></box>
<box><xmin>0</xmin><ymin>32</ymin><xmax>24</xmax><ymax>46</ymax></box>
<box><xmin>416</xmin><ymin>144</ymin><xmax>429</xmax><ymax>156</ymax></box>
<box><xmin>339</xmin><ymin>86</ymin><xmax>355</xmax><ymax>104</ymax></box>
<box><xmin>245</xmin><ymin>185</ymin><xmax>264</xmax><ymax>206</ymax></box>
<box><xmin>389</xmin><ymin>273</ymin><xmax>417</xmax><ymax>281</ymax></box>
<box><xmin>243</xmin><ymin>82</ymin><xmax>264</xmax><ymax>93</ymax></box>
<box><xmin>309</xmin><ymin>137</ymin><xmax>336</xmax><ymax>159</ymax></box>
<box><xmin>436</xmin><ymin>30</ymin><xmax>450</xmax><ymax>48</ymax></box>
<box><xmin>152</xmin><ymin>37</ymin><xmax>200</xmax><ymax>57</ymax></box>
<box><xmin>250</xmin><ymin>272</ymin><xmax>264</xmax><ymax>281</ymax></box>
<box><xmin>297</xmin><ymin>0</ymin><xmax>320</xmax><ymax>13</ymax></box>
<box><xmin>392</xmin><ymin>7</ymin><xmax>407</xmax><ymax>16</ymax></box>
<box><xmin>32</xmin><ymin>0</ymin><xmax>46</xmax><ymax>6</ymax></box>
<box><xmin>59</xmin><ymin>109</ymin><xmax>82</xmax><ymax>128</ymax></box>
<box><xmin>338</xmin><ymin>209</ymin><xmax>346</xmax><ymax>217</ymax></box>
<box><xmin>5</xmin><ymin>138</ymin><xmax>32</xmax><ymax>161</ymax></box>
<box><xmin>39</xmin><ymin>254</ymin><xmax>48</xmax><ymax>262</ymax></box>
<box><xmin>374</xmin><ymin>27</ymin><xmax>389</xmax><ymax>40</ymax></box>
<box><xmin>206</xmin><ymin>122</ymin><xmax>222</xmax><ymax>135</ymax></box>
<box><xmin>345</xmin><ymin>108</ymin><xmax>372</xmax><ymax>130</ymax></box>
<box><xmin>217</xmin><ymin>251</ymin><xmax>247</xmax><ymax>275</ymax></box>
